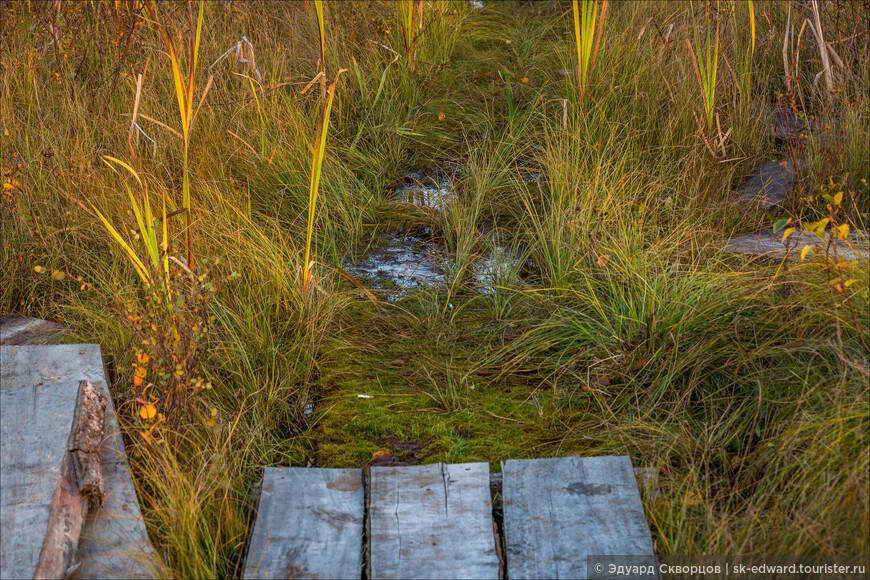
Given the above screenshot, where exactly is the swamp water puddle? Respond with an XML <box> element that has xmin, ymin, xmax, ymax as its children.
<box><xmin>343</xmin><ymin>171</ymin><xmax>523</xmax><ymax>300</ymax></box>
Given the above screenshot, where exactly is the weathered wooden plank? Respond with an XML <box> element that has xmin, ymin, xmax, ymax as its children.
<box><xmin>369</xmin><ymin>463</ymin><xmax>500</xmax><ymax>580</ymax></box>
<box><xmin>502</xmin><ymin>455</ymin><xmax>657</xmax><ymax>580</ymax></box>
<box><xmin>36</xmin><ymin>452</ymin><xmax>90</xmax><ymax>579</ymax></box>
<box><xmin>243</xmin><ymin>467</ymin><xmax>364</xmax><ymax>580</ymax></box>
<box><xmin>0</xmin><ymin>313</ymin><xmax>68</xmax><ymax>346</ymax></box>
<box><xmin>1</xmin><ymin>344</ymin><xmax>156</xmax><ymax>579</ymax></box>
<box><xmin>1</xmin><ymin>376</ymin><xmax>87</xmax><ymax>579</ymax></box>
<box><xmin>723</xmin><ymin>228</ymin><xmax>868</xmax><ymax>262</ymax></box>
<box><xmin>490</xmin><ymin>467</ymin><xmax>658</xmax><ymax>499</ymax></box>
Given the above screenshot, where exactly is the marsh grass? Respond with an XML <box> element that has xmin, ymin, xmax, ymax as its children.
<box><xmin>1</xmin><ymin>0</ymin><xmax>868</xmax><ymax>576</ymax></box>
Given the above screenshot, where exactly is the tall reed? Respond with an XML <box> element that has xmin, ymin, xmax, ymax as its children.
<box><xmin>730</xmin><ymin>0</ymin><xmax>755</xmax><ymax>119</ymax></box>
<box><xmin>302</xmin><ymin>71</ymin><xmax>347</xmax><ymax>293</ymax></box>
<box><xmin>92</xmin><ymin>156</ymin><xmax>168</xmax><ymax>292</ymax></box>
<box><xmin>148</xmin><ymin>0</ymin><xmax>213</xmax><ymax>271</ymax></box>
<box><xmin>399</xmin><ymin>0</ymin><xmax>423</xmax><ymax>70</ymax></box>
<box><xmin>571</xmin><ymin>0</ymin><xmax>608</xmax><ymax>107</ymax></box>
<box><xmin>314</xmin><ymin>0</ymin><xmax>327</xmax><ymax>99</ymax></box>
<box><xmin>686</xmin><ymin>1</ymin><xmax>720</xmax><ymax>133</ymax></box>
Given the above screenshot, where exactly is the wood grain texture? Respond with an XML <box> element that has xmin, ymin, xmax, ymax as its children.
<box><xmin>1</xmin><ymin>374</ymin><xmax>85</xmax><ymax>579</ymax></box>
<box><xmin>243</xmin><ymin>467</ymin><xmax>364</xmax><ymax>580</ymax></box>
<box><xmin>34</xmin><ymin>452</ymin><xmax>89</xmax><ymax>579</ymax></box>
<box><xmin>502</xmin><ymin>455</ymin><xmax>656</xmax><ymax>580</ymax></box>
<box><xmin>1</xmin><ymin>344</ymin><xmax>156</xmax><ymax>579</ymax></box>
<box><xmin>369</xmin><ymin>462</ymin><xmax>499</xmax><ymax>580</ymax></box>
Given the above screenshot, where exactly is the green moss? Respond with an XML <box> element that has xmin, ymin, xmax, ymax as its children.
<box><xmin>313</xmin><ymin>297</ymin><xmax>591</xmax><ymax>470</ymax></box>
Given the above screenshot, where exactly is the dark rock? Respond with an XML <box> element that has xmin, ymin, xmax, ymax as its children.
<box><xmin>736</xmin><ymin>160</ymin><xmax>795</xmax><ymax>210</ymax></box>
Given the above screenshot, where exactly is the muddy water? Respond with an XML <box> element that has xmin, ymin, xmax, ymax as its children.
<box><xmin>388</xmin><ymin>172</ymin><xmax>456</xmax><ymax>211</ymax></box>
<box><xmin>347</xmin><ymin>232</ymin><xmax>446</xmax><ymax>293</ymax></box>
<box><xmin>343</xmin><ymin>170</ymin><xmax>523</xmax><ymax>300</ymax></box>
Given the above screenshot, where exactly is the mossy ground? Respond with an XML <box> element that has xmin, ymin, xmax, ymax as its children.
<box><xmin>316</xmin><ymin>300</ymin><xmax>552</xmax><ymax>468</ymax></box>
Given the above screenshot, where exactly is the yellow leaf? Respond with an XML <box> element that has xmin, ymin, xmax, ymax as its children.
<box><xmin>800</xmin><ymin>245</ymin><xmax>812</xmax><ymax>261</ymax></box>
<box><xmin>814</xmin><ymin>218</ymin><xmax>830</xmax><ymax>237</ymax></box>
<box><xmin>781</xmin><ymin>228</ymin><xmax>795</xmax><ymax>243</ymax></box>
<box><xmin>836</xmin><ymin>223</ymin><xmax>850</xmax><ymax>240</ymax></box>
<box><xmin>139</xmin><ymin>403</ymin><xmax>157</xmax><ymax>420</ymax></box>
<box><xmin>833</xmin><ymin>191</ymin><xmax>843</xmax><ymax>206</ymax></box>
<box><xmin>844</xmin><ymin>279</ymin><xmax>858</xmax><ymax>287</ymax></box>
<box><xmin>33</xmin><ymin>265</ymin><xmax>43</xmax><ymax>273</ymax></box>
<box><xmin>51</xmin><ymin>270</ymin><xmax>65</xmax><ymax>281</ymax></box>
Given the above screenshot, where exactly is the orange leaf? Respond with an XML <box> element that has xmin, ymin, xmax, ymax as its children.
<box><xmin>139</xmin><ymin>402</ymin><xmax>157</xmax><ymax>420</ymax></box>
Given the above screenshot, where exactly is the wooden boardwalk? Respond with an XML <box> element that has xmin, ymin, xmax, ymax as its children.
<box><xmin>245</xmin><ymin>456</ymin><xmax>656</xmax><ymax>580</ymax></box>
<box><xmin>1</xmin><ymin>317</ymin><xmax>656</xmax><ymax>579</ymax></box>
<box><xmin>1</xmin><ymin>328</ymin><xmax>156</xmax><ymax>578</ymax></box>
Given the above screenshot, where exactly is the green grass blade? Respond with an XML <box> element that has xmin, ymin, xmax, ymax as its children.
<box><xmin>91</xmin><ymin>203</ymin><xmax>151</xmax><ymax>286</ymax></box>
<box><xmin>315</xmin><ymin>0</ymin><xmax>326</xmax><ymax>74</ymax></box>
<box><xmin>303</xmin><ymin>69</ymin><xmax>347</xmax><ymax>288</ymax></box>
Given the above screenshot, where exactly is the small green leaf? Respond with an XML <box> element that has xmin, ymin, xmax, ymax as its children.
<box><xmin>773</xmin><ymin>218</ymin><xmax>790</xmax><ymax>233</ymax></box>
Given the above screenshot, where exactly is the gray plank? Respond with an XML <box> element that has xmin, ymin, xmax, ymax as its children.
<box><xmin>1</xmin><ymin>375</ymin><xmax>85</xmax><ymax>579</ymax></box>
<box><xmin>1</xmin><ymin>313</ymin><xmax>69</xmax><ymax>345</ymax></box>
<box><xmin>1</xmin><ymin>344</ymin><xmax>156</xmax><ymax>579</ymax></box>
<box><xmin>369</xmin><ymin>463</ymin><xmax>500</xmax><ymax>580</ymax></box>
<box><xmin>502</xmin><ymin>455</ymin><xmax>656</xmax><ymax>580</ymax></box>
<box><xmin>243</xmin><ymin>467</ymin><xmax>364</xmax><ymax>580</ymax></box>
<box><xmin>722</xmin><ymin>228</ymin><xmax>869</xmax><ymax>262</ymax></box>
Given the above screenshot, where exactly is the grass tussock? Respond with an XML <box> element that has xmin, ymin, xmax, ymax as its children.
<box><xmin>1</xmin><ymin>0</ymin><xmax>868</xmax><ymax>575</ymax></box>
